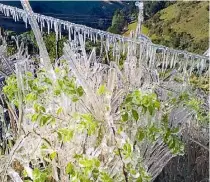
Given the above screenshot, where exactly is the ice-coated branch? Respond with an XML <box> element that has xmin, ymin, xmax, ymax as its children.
<box><xmin>20</xmin><ymin>0</ymin><xmax>53</xmax><ymax>72</ymax></box>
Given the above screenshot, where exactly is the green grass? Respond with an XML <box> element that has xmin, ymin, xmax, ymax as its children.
<box><xmin>123</xmin><ymin>22</ymin><xmax>149</xmax><ymax>37</ymax></box>
<box><xmin>160</xmin><ymin>3</ymin><xmax>180</xmax><ymax>21</ymax></box>
<box><xmin>159</xmin><ymin>1</ymin><xmax>209</xmax><ymax>43</ymax></box>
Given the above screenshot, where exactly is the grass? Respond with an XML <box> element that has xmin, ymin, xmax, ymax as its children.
<box><xmin>123</xmin><ymin>22</ymin><xmax>149</xmax><ymax>37</ymax></box>
<box><xmin>159</xmin><ymin>1</ymin><xmax>209</xmax><ymax>43</ymax></box>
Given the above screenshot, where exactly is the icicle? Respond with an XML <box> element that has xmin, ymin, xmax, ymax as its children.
<box><xmin>47</xmin><ymin>20</ymin><xmax>50</xmax><ymax>34</ymax></box>
<box><xmin>50</xmin><ymin>19</ymin><xmax>53</xmax><ymax>29</ymax></box>
<box><xmin>90</xmin><ymin>31</ymin><xmax>93</xmax><ymax>42</ymax></box>
<box><xmin>59</xmin><ymin>23</ymin><xmax>62</xmax><ymax>39</ymax></box>
<box><xmin>177</xmin><ymin>53</ymin><xmax>184</xmax><ymax>72</ymax></box>
<box><xmin>68</xmin><ymin>26</ymin><xmax>71</xmax><ymax>41</ymax></box>
<box><xmin>40</xmin><ymin>20</ymin><xmax>43</xmax><ymax>32</ymax></box>
<box><xmin>83</xmin><ymin>31</ymin><xmax>86</xmax><ymax>43</ymax></box>
<box><xmin>189</xmin><ymin>56</ymin><xmax>194</xmax><ymax>76</ymax></box>
<box><xmin>122</xmin><ymin>39</ymin><xmax>125</xmax><ymax>55</ymax></box>
<box><xmin>144</xmin><ymin>43</ymin><xmax>148</xmax><ymax>64</ymax></box>
<box><xmin>87</xmin><ymin>29</ymin><xmax>90</xmax><ymax>38</ymax></box>
<box><xmin>100</xmin><ymin>34</ymin><xmax>103</xmax><ymax>56</ymax></box>
<box><xmin>113</xmin><ymin>40</ymin><xmax>116</xmax><ymax>59</ymax></box>
<box><xmin>93</xmin><ymin>33</ymin><xmax>96</xmax><ymax>44</ymax></box>
<box><xmin>173</xmin><ymin>52</ymin><xmax>178</xmax><ymax>68</ymax></box>
<box><xmin>164</xmin><ymin>50</ymin><xmax>169</xmax><ymax>70</ymax></box>
<box><xmin>199</xmin><ymin>58</ymin><xmax>205</xmax><ymax>75</ymax></box>
<box><xmin>184</xmin><ymin>53</ymin><xmax>189</xmax><ymax>74</ymax></box>
<box><xmin>0</xmin><ymin>2</ymin><xmax>208</xmax><ymax>76</ymax></box>
<box><xmin>74</xmin><ymin>28</ymin><xmax>76</xmax><ymax>42</ymax></box>
<box><xmin>170</xmin><ymin>52</ymin><xmax>175</xmax><ymax>69</ymax></box>
<box><xmin>54</xmin><ymin>21</ymin><xmax>58</xmax><ymax>41</ymax></box>
<box><xmin>22</xmin><ymin>14</ymin><xmax>28</xmax><ymax>29</ymax></box>
<box><xmin>106</xmin><ymin>37</ymin><xmax>110</xmax><ymax>52</ymax></box>
<box><xmin>161</xmin><ymin>49</ymin><xmax>166</xmax><ymax>72</ymax></box>
<box><xmin>149</xmin><ymin>46</ymin><xmax>156</xmax><ymax>69</ymax></box>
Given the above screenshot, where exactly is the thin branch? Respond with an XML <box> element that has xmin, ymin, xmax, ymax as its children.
<box><xmin>189</xmin><ymin>137</ymin><xmax>209</xmax><ymax>151</ymax></box>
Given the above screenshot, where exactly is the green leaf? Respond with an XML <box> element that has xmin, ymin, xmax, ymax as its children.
<box><xmin>121</xmin><ymin>112</ymin><xmax>128</xmax><ymax>122</ymax></box>
<box><xmin>39</xmin><ymin>115</ymin><xmax>52</xmax><ymax>126</ymax></box>
<box><xmin>33</xmin><ymin>168</ymin><xmax>47</xmax><ymax>182</ymax></box>
<box><xmin>77</xmin><ymin>86</ymin><xmax>84</xmax><ymax>97</ymax></box>
<box><xmin>55</xmin><ymin>67</ymin><xmax>60</xmax><ymax>73</ymax></box>
<box><xmin>31</xmin><ymin>113</ymin><xmax>39</xmax><ymax>122</ymax></box>
<box><xmin>137</xmin><ymin>176</ymin><xmax>143</xmax><ymax>182</ymax></box>
<box><xmin>97</xmin><ymin>84</ymin><xmax>106</xmax><ymax>95</ymax></box>
<box><xmin>57</xmin><ymin>128</ymin><xmax>74</xmax><ymax>142</ymax></box>
<box><xmin>73</xmin><ymin>154</ymin><xmax>83</xmax><ymax>159</ymax></box>
<box><xmin>125</xmin><ymin>95</ymin><xmax>132</xmax><ymax>104</ymax></box>
<box><xmin>171</xmin><ymin>127</ymin><xmax>179</xmax><ymax>134</ymax></box>
<box><xmin>33</xmin><ymin>103</ymin><xmax>46</xmax><ymax>113</ymax></box>
<box><xmin>25</xmin><ymin>93</ymin><xmax>37</xmax><ymax>102</ymax></box>
<box><xmin>154</xmin><ymin>101</ymin><xmax>160</xmax><ymax>109</ymax></box>
<box><xmin>148</xmin><ymin>105</ymin><xmax>154</xmax><ymax>116</ymax></box>
<box><xmin>132</xmin><ymin>109</ymin><xmax>139</xmax><ymax>121</ymax></box>
<box><xmin>54</xmin><ymin>88</ymin><xmax>61</xmax><ymax>96</ymax></box>
<box><xmin>100</xmin><ymin>172</ymin><xmax>113</xmax><ymax>182</ymax></box>
<box><xmin>56</xmin><ymin>107</ymin><xmax>63</xmax><ymax>115</ymax></box>
<box><xmin>66</xmin><ymin>162</ymin><xmax>75</xmax><ymax>175</ymax></box>
<box><xmin>92</xmin><ymin>168</ymin><xmax>99</xmax><ymax>180</ymax></box>
<box><xmin>136</xmin><ymin>128</ymin><xmax>145</xmax><ymax>142</ymax></box>
<box><xmin>79</xmin><ymin>158</ymin><xmax>93</xmax><ymax>168</ymax></box>
<box><xmin>72</xmin><ymin>96</ymin><xmax>79</xmax><ymax>102</ymax></box>
<box><xmin>43</xmin><ymin>77</ymin><xmax>52</xmax><ymax>85</ymax></box>
<box><xmin>93</xmin><ymin>158</ymin><xmax>100</xmax><ymax>167</ymax></box>
<box><xmin>122</xmin><ymin>142</ymin><xmax>132</xmax><ymax>158</ymax></box>
<box><xmin>26</xmin><ymin>72</ymin><xmax>33</xmax><ymax>77</ymax></box>
<box><xmin>50</xmin><ymin>151</ymin><xmax>57</xmax><ymax>160</ymax></box>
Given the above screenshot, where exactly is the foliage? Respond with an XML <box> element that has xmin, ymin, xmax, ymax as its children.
<box><xmin>2</xmin><ymin>63</ymin><xmax>190</xmax><ymax>181</ymax></box>
<box><xmin>144</xmin><ymin>1</ymin><xmax>175</xmax><ymax>20</ymax></box>
<box><xmin>3</xmin><ymin>30</ymin><xmax>67</xmax><ymax>61</ymax></box>
<box><xmin>108</xmin><ymin>9</ymin><xmax>127</xmax><ymax>34</ymax></box>
<box><xmin>189</xmin><ymin>74</ymin><xmax>209</xmax><ymax>92</ymax></box>
<box><xmin>43</xmin><ymin>33</ymin><xmax>67</xmax><ymax>61</ymax></box>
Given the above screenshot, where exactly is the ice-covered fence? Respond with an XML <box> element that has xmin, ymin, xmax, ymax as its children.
<box><xmin>0</xmin><ymin>3</ymin><xmax>209</xmax><ymax>76</ymax></box>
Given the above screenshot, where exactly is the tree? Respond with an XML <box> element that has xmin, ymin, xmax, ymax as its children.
<box><xmin>108</xmin><ymin>10</ymin><xmax>126</xmax><ymax>34</ymax></box>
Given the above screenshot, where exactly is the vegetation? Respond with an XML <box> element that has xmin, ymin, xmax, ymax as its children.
<box><xmin>122</xmin><ymin>1</ymin><xmax>208</xmax><ymax>54</ymax></box>
<box><xmin>107</xmin><ymin>9</ymin><xmax>127</xmax><ymax>34</ymax></box>
<box><xmin>0</xmin><ymin>2</ymin><xmax>209</xmax><ymax>180</ymax></box>
<box><xmin>143</xmin><ymin>1</ymin><xmax>175</xmax><ymax>20</ymax></box>
<box><xmin>123</xmin><ymin>23</ymin><xmax>149</xmax><ymax>37</ymax></box>
<box><xmin>2</xmin><ymin>66</ymin><xmax>188</xmax><ymax>181</ymax></box>
<box><xmin>1</xmin><ymin>29</ymin><xmax>67</xmax><ymax>61</ymax></box>
<box><xmin>145</xmin><ymin>1</ymin><xmax>209</xmax><ymax>54</ymax></box>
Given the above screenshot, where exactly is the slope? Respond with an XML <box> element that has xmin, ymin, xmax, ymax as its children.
<box><xmin>123</xmin><ymin>1</ymin><xmax>209</xmax><ymax>54</ymax></box>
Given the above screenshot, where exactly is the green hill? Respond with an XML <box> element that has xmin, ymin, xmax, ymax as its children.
<box><xmin>123</xmin><ymin>1</ymin><xmax>209</xmax><ymax>54</ymax></box>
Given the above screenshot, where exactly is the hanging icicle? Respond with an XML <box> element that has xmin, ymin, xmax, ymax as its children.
<box><xmin>0</xmin><ymin>2</ymin><xmax>208</xmax><ymax>77</ymax></box>
<box><xmin>47</xmin><ymin>20</ymin><xmax>50</xmax><ymax>34</ymax></box>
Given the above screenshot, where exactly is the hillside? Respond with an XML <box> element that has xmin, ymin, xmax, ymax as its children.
<box><xmin>123</xmin><ymin>1</ymin><xmax>209</xmax><ymax>54</ymax></box>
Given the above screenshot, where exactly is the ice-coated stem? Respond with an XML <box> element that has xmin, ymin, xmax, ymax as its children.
<box><xmin>20</xmin><ymin>0</ymin><xmax>53</xmax><ymax>72</ymax></box>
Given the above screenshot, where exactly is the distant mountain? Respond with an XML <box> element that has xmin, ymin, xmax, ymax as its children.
<box><xmin>0</xmin><ymin>1</ymin><xmax>125</xmax><ymax>32</ymax></box>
